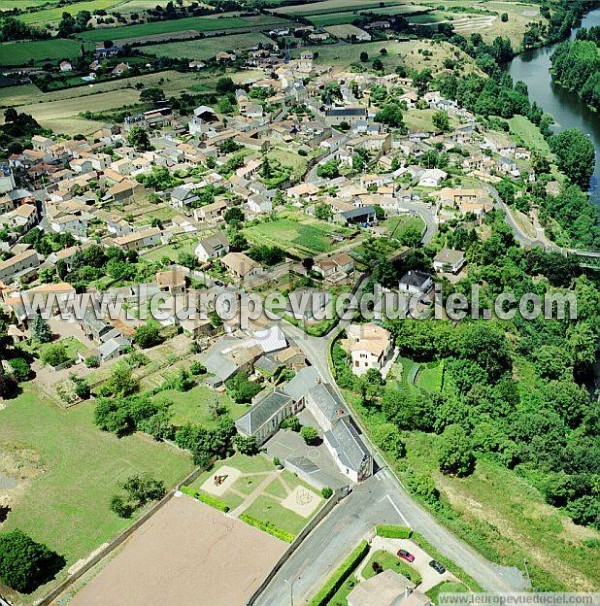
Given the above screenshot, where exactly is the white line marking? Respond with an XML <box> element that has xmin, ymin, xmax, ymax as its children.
<box><xmin>386</xmin><ymin>494</ymin><xmax>411</xmax><ymax>527</ymax></box>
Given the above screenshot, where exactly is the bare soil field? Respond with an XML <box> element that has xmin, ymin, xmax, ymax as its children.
<box><xmin>68</xmin><ymin>494</ymin><xmax>288</xmax><ymax>606</ymax></box>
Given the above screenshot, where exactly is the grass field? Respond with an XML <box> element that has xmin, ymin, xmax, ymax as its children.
<box><xmin>243</xmin><ymin>214</ymin><xmax>354</xmax><ymax>257</ymax></box>
<box><xmin>508</xmin><ymin>115</ymin><xmax>552</xmax><ymax>155</ymax></box>
<box><xmin>0</xmin><ymin>0</ymin><xmax>59</xmax><ymax>8</ymax></box>
<box><xmin>151</xmin><ymin>385</ymin><xmax>250</xmax><ymax>429</ymax></box>
<box><xmin>0</xmin><ymin>389</ymin><xmax>193</xmax><ymax>602</ymax></box>
<box><xmin>274</xmin><ymin>0</ymin><xmax>426</xmax><ymax>16</ymax></box>
<box><xmin>324</xmin><ymin>23</ymin><xmax>372</xmax><ymax>37</ymax></box>
<box><xmin>17</xmin><ymin>0</ymin><xmax>122</xmax><ymax>24</ymax></box>
<box><xmin>386</xmin><ymin>356</ymin><xmax>443</xmax><ymax>395</ymax></box>
<box><xmin>143</xmin><ymin>32</ymin><xmax>273</xmax><ymax>60</ymax></box>
<box><xmin>308</xmin><ymin>12</ymin><xmax>361</xmax><ymax>26</ymax></box>
<box><xmin>0</xmin><ymin>39</ymin><xmax>94</xmax><ymax>66</ymax></box>
<box><xmin>402</xmin><ymin>433</ymin><xmax>600</xmax><ymax>591</ymax></box>
<box><xmin>78</xmin><ymin>13</ymin><xmax>289</xmax><ymax>42</ymax></box>
<box><xmin>291</xmin><ymin>39</ymin><xmax>481</xmax><ymax>75</ymax></box>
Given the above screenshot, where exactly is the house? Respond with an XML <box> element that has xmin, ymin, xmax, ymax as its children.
<box><xmin>171</xmin><ymin>184</ymin><xmax>200</xmax><ymax>208</ymax></box>
<box><xmin>1</xmin><ymin>204</ymin><xmax>38</xmax><ymax>232</ymax></box>
<box><xmin>0</xmin><ymin>250</ymin><xmax>40</xmax><ymax>282</ymax></box>
<box><xmin>193</xmin><ymin>199</ymin><xmax>227</xmax><ymax>222</ymax></box>
<box><xmin>286</xmin><ymin>182</ymin><xmax>319</xmax><ymax>201</ymax></box>
<box><xmin>433</xmin><ymin>248</ymin><xmax>465</xmax><ymax>274</ymax></box>
<box><xmin>113</xmin><ymin>227</ymin><xmax>161</xmax><ymax>252</ymax></box>
<box><xmin>335</xmin><ymin>205</ymin><xmax>377</xmax><ymax>226</ymax></box>
<box><xmin>235</xmin><ymin>390</ymin><xmax>297</xmax><ymax>445</ymax></box>
<box><xmin>195</xmin><ymin>231</ymin><xmax>230</xmax><ymax>262</ymax></box>
<box><xmin>156</xmin><ymin>267</ymin><xmax>186</xmax><ymax>295</ymax></box>
<box><xmin>398</xmin><ymin>270</ymin><xmax>433</xmax><ymax>296</ymax></box>
<box><xmin>313</xmin><ymin>252</ymin><xmax>354</xmax><ymax>280</ymax></box>
<box><xmin>343</xmin><ymin>323</ymin><xmax>393</xmax><ymax>376</ymax></box>
<box><xmin>324</xmin><ymin>107</ymin><xmax>368</xmax><ymax>126</ymax></box>
<box><xmin>418</xmin><ymin>168</ymin><xmax>447</xmax><ymax>187</ymax></box>
<box><xmin>348</xmin><ymin>569</ymin><xmax>431</xmax><ymax>606</ymax></box>
<box><xmin>305</xmin><ymin>382</ymin><xmax>373</xmax><ymax>483</ymax></box>
<box><xmin>50</xmin><ymin>214</ymin><xmax>88</xmax><ymax>238</ymax></box>
<box><xmin>98</xmin><ymin>336</ymin><xmax>131</xmax><ymax>363</ymax></box>
<box><xmin>59</xmin><ymin>61</ymin><xmax>73</xmax><ymax>72</ymax></box>
<box><xmin>111</xmin><ymin>62</ymin><xmax>129</xmax><ymax>76</ymax></box>
<box><xmin>221</xmin><ymin>252</ymin><xmax>262</xmax><ymax>280</ymax></box>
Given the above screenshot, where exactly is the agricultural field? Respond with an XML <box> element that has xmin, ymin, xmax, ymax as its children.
<box><xmin>142</xmin><ymin>32</ymin><xmax>273</xmax><ymax>61</ymax></box>
<box><xmin>0</xmin><ymin>0</ymin><xmax>59</xmax><ymax>8</ymax></box>
<box><xmin>77</xmin><ymin>13</ymin><xmax>291</xmax><ymax>42</ymax></box>
<box><xmin>419</xmin><ymin>0</ymin><xmax>546</xmax><ymax>46</ymax></box>
<box><xmin>0</xmin><ymin>70</ymin><xmax>212</xmax><ymax>134</ymax></box>
<box><xmin>243</xmin><ymin>213</ymin><xmax>355</xmax><ymax>257</ymax></box>
<box><xmin>17</xmin><ymin>0</ymin><xmax>122</xmax><ymax>25</ymax></box>
<box><xmin>308</xmin><ymin>13</ymin><xmax>362</xmax><ymax>26</ymax></box>
<box><xmin>292</xmin><ymin>39</ymin><xmax>481</xmax><ymax>75</ymax></box>
<box><xmin>0</xmin><ymin>389</ymin><xmax>193</xmax><ymax>603</ymax></box>
<box><xmin>0</xmin><ymin>39</ymin><xmax>94</xmax><ymax>67</ymax></box>
<box><xmin>274</xmin><ymin>0</ymin><xmax>428</xmax><ymax>16</ymax></box>
<box><xmin>324</xmin><ymin>24</ymin><xmax>374</xmax><ymax>38</ymax></box>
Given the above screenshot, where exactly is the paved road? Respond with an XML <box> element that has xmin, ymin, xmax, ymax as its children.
<box><xmin>395</xmin><ymin>200</ymin><xmax>437</xmax><ymax>245</ymax></box>
<box><xmin>266</xmin><ymin>322</ymin><xmax>529</xmax><ymax>602</ymax></box>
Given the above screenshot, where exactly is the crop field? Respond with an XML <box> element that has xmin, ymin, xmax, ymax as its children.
<box><xmin>143</xmin><ymin>32</ymin><xmax>273</xmax><ymax>60</ymax></box>
<box><xmin>324</xmin><ymin>24</ymin><xmax>373</xmax><ymax>38</ymax></box>
<box><xmin>78</xmin><ymin>13</ymin><xmax>290</xmax><ymax>42</ymax></box>
<box><xmin>0</xmin><ymin>39</ymin><xmax>94</xmax><ymax>66</ymax></box>
<box><xmin>17</xmin><ymin>0</ymin><xmax>122</xmax><ymax>24</ymax></box>
<box><xmin>0</xmin><ymin>0</ymin><xmax>58</xmax><ymax>8</ymax></box>
<box><xmin>244</xmin><ymin>214</ymin><xmax>354</xmax><ymax>256</ymax></box>
<box><xmin>308</xmin><ymin>12</ymin><xmax>361</xmax><ymax>26</ymax></box>
<box><xmin>274</xmin><ymin>0</ymin><xmax>428</xmax><ymax>16</ymax></box>
<box><xmin>0</xmin><ymin>389</ymin><xmax>193</xmax><ymax>603</ymax></box>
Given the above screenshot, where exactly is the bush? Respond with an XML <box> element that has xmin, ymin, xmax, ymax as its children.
<box><xmin>301</xmin><ymin>426</ymin><xmax>319</xmax><ymax>445</ymax></box>
<box><xmin>239</xmin><ymin>514</ymin><xmax>295</xmax><ymax>543</ymax></box>
<box><xmin>8</xmin><ymin>357</ymin><xmax>31</xmax><ymax>381</ymax></box>
<box><xmin>85</xmin><ymin>355</ymin><xmax>100</xmax><ymax>368</ymax></box>
<box><xmin>196</xmin><ymin>491</ymin><xmax>230</xmax><ymax>512</ymax></box>
<box><xmin>41</xmin><ymin>343</ymin><xmax>70</xmax><ymax>367</ymax></box>
<box><xmin>308</xmin><ymin>540</ymin><xmax>370</xmax><ymax>606</ymax></box>
<box><xmin>321</xmin><ymin>487</ymin><xmax>333</xmax><ymax>499</ymax></box>
<box><xmin>375</xmin><ymin>525</ymin><xmax>413</xmax><ymax>539</ymax></box>
<box><xmin>280</xmin><ymin>416</ymin><xmax>301</xmax><ymax>432</ymax></box>
<box><xmin>189</xmin><ymin>361</ymin><xmax>206</xmax><ymax>375</ymax></box>
<box><xmin>110</xmin><ymin>494</ymin><xmax>135</xmax><ymax>518</ymax></box>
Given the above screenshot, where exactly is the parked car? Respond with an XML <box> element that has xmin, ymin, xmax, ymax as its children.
<box><xmin>397</xmin><ymin>549</ymin><xmax>415</xmax><ymax>563</ymax></box>
<box><xmin>429</xmin><ymin>560</ymin><xmax>446</xmax><ymax>574</ymax></box>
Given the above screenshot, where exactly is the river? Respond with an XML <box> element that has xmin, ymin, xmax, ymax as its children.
<box><xmin>508</xmin><ymin>8</ymin><xmax>600</xmax><ymax>204</ymax></box>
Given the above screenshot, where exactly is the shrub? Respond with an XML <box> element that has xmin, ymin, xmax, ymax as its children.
<box><xmin>85</xmin><ymin>355</ymin><xmax>100</xmax><ymax>368</ymax></box>
<box><xmin>196</xmin><ymin>491</ymin><xmax>230</xmax><ymax>513</ymax></box>
<box><xmin>280</xmin><ymin>416</ymin><xmax>301</xmax><ymax>432</ymax></box>
<box><xmin>110</xmin><ymin>494</ymin><xmax>135</xmax><ymax>518</ymax></box>
<box><xmin>8</xmin><ymin>357</ymin><xmax>31</xmax><ymax>381</ymax></box>
<box><xmin>239</xmin><ymin>514</ymin><xmax>295</xmax><ymax>543</ymax></box>
<box><xmin>308</xmin><ymin>540</ymin><xmax>370</xmax><ymax>606</ymax></box>
<box><xmin>301</xmin><ymin>426</ymin><xmax>319</xmax><ymax>445</ymax></box>
<box><xmin>375</xmin><ymin>525</ymin><xmax>413</xmax><ymax>539</ymax></box>
<box><xmin>321</xmin><ymin>487</ymin><xmax>333</xmax><ymax>499</ymax></box>
<box><xmin>189</xmin><ymin>361</ymin><xmax>206</xmax><ymax>375</ymax></box>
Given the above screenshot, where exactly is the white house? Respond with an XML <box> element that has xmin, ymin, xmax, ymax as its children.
<box><xmin>195</xmin><ymin>231</ymin><xmax>230</xmax><ymax>262</ymax></box>
<box><xmin>398</xmin><ymin>270</ymin><xmax>433</xmax><ymax>296</ymax></box>
<box><xmin>418</xmin><ymin>168</ymin><xmax>447</xmax><ymax>187</ymax></box>
<box><xmin>343</xmin><ymin>323</ymin><xmax>393</xmax><ymax>376</ymax></box>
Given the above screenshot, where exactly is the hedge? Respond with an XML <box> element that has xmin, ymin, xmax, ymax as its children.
<box><xmin>376</xmin><ymin>524</ymin><xmax>413</xmax><ymax>539</ymax></box>
<box><xmin>308</xmin><ymin>540</ymin><xmax>370</xmax><ymax>606</ymax></box>
<box><xmin>239</xmin><ymin>514</ymin><xmax>295</xmax><ymax>543</ymax></box>
<box><xmin>180</xmin><ymin>486</ymin><xmax>230</xmax><ymax>513</ymax></box>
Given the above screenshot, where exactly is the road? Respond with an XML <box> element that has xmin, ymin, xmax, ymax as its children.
<box><xmin>259</xmin><ymin>321</ymin><xmax>529</xmax><ymax>604</ymax></box>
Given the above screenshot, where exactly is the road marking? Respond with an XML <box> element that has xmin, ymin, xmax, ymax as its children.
<box><xmin>385</xmin><ymin>494</ymin><xmax>411</xmax><ymax>527</ymax></box>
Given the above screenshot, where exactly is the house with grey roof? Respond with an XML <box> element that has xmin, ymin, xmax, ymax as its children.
<box><xmin>235</xmin><ymin>390</ymin><xmax>296</xmax><ymax>445</ymax></box>
<box><xmin>305</xmin><ymin>382</ymin><xmax>373</xmax><ymax>482</ymax></box>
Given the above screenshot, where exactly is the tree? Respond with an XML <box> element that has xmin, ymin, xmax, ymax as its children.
<box><xmin>233</xmin><ymin>434</ymin><xmax>259</xmax><ymax>455</ymax></box>
<box><xmin>133</xmin><ymin>323</ymin><xmax>162</xmax><ymax>349</ymax></box>
<box><xmin>317</xmin><ymin>158</ymin><xmax>341</xmax><ymax>179</ymax></box>
<box><xmin>224</xmin><ymin>206</ymin><xmax>245</xmax><ymax>227</ymax></box>
<box><xmin>0</xmin><ymin>530</ymin><xmax>65</xmax><ymax>593</ymax></box>
<box><xmin>225</xmin><ymin>372</ymin><xmax>261</xmax><ymax>403</ymax></box>
<box><xmin>216</xmin><ymin>77</ymin><xmax>235</xmax><ymax>94</ymax></box>
<box><xmin>360</xmin><ymin>51</ymin><xmax>369</xmax><ymax>62</ymax></box>
<box><xmin>438</xmin><ymin>424</ymin><xmax>475</xmax><ymax>477</ymax></box>
<box><xmin>8</xmin><ymin>358</ymin><xmax>31</xmax><ymax>382</ymax></box>
<box><xmin>301</xmin><ymin>425</ymin><xmax>319</xmax><ymax>445</ymax></box>
<box><xmin>315</xmin><ymin>203</ymin><xmax>333</xmax><ymax>221</ymax></box>
<box><xmin>110</xmin><ymin>494</ymin><xmax>134</xmax><ymax>518</ymax></box>
<box><xmin>127</xmin><ymin>126</ymin><xmax>151</xmax><ymax>152</ymax></box>
<box><xmin>432</xmin><ymin>110</ymin><xmax>450</xmax><ymax>132</ymax></box>
<box><xmin>372</xmin><ymin>58</ymin><xmax>383</xmax><ymax>71</ymax></box>
<box><xmin>123</xmin><ymin>474</ymin><xmax>166</xmax><ymax>506</ymax></box>
<box><xmin>374</xmin><ymin>103</ymin><xmax>405</xmax><ymax>128</ymax></box>
<box><xmin>31</xmin><ymin>314</ymin><xmax>52</xmax><ymax>343</ymax></box>
<box><xmin>41</xmin><ymin>343</ymin><xmax>69</xmax><ymax>367</ymax></box>
<box><xmin>548</xmin><ymin>128</ymin><xmax>595</xmax><ymax>188</ymax></box>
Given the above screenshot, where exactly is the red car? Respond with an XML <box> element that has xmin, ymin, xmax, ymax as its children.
<box><xmin>397</xmin><ymin>549</ymin><xmax>415</xmax><ymax>563</ymax></box>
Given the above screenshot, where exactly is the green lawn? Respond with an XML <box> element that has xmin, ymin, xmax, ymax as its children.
<box><xmin>243</xmin><ymin>494</ymin><xmax>310</xmax><ymax>535</ymax></box>
<box><xmin>426</xmin><ymin>581</ymin><xmax>468</xmax><ymax>604</ymax></box>
<box><xmin>78</xmin><ymin>14</ymin><xmax>290</xmax><ymax>42</ymax></box>
<box><xmin>386</xmin><ymin>357</ymin><xmax>443</xmax><ymax>395</ymax></box>
<box><xmin>0</xmin><ymin>39</ymin><xmax>94</xmax><ymax>66</ymax></box>
<box><xmin>362</xmin><ymin>550</ymin><xmax>422</xmax><ymax>585</ymax></box>
<box><xmin>38</xmin><ymin>336</ymin><xmax>88</xmax><ymax>363</ymax></box>
<box><xmin>151</xmin><ymin>385</ymin><xmax>249</xmax><ymax>429</ymax></box>
<box><xmin>508</xmin><ymin>115</ymin><xmax>551</xmax><ymax>155</ymax></box>
<box><xmin>0</xmin><ymin>389</ymin><xmax>192</xmax><ymax>601</ymax></box>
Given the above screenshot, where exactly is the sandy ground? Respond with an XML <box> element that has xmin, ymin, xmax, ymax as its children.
<box><xmin>70</xmin><ymin>494</ymin><xmax>287</xmax><ymax>606</ymax></box>
<box><xmin>201</xmin><ymin>465</ymin><xmax>242</xmax><ymax>496</ymax></box>
<box><xmin>281</xmin><ymin>485</ymin><xmax>320</xmax><ymax>518</ymax></box>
